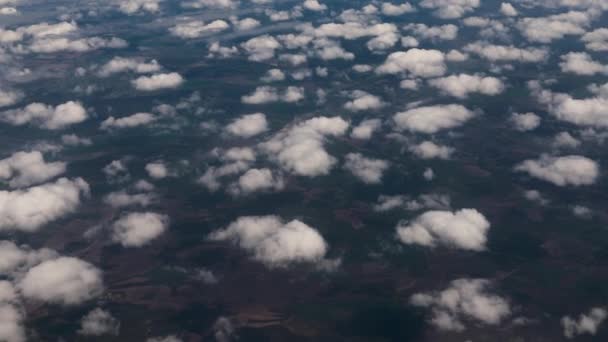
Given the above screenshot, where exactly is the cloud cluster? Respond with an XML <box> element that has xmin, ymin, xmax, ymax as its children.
<box><xmin>0</xmin><ymin>101</ymin><xmax>87</xmax><ymax>129</ymax></box>
<box><xmin>517</xmin><ymin>11</ymin><xmax>593</xmax><ymax>43</ymax></box>
<box><xmin>111</xmin><ymin>212</ymin><xmax>169</xmax><ymax>247</ymax></box>
<box><xmin>562</xmin><ymin>307</ymin><xmax>607</xmax><ymax>338</ymax></box>
<box><xmin>344</xmin><ymin>92</ymin><xmax>384</xmax><ymax>112</ymax></box>
<box><xmin>208</xmin><ymin>216</ymin><xmax>330</xmax><ymax>268</ymax></box>
<box><xmin>393</xmin><ymin>104</ymin><xmax>475</xmax><ymax>134</ymax></box>
<box><xmin>0</xmin><ymin>151</ymin><xmax>66</xmax><ymax>188</ymax></box>
<box><xmin>376</xmin><ymin>49</ymin><xmax>446</xmax><ymax>78</ymax></box>
<box><xmin>396</xmin><ymin>209</ymin><xmax>490</xmax><ymax>251</ymax></box>
<box><xmin>515</xmin><ymin>155</ymin><xmax>599</xmax><ymax>186</ymax></box>
<box><xmin>429</xmin><ymin>74</ymin><xmax>504</xmax><ymax>98</ymax></box>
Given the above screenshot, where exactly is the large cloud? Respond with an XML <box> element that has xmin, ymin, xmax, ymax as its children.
<box><xmin>111</xmin><ymin>212</ymin><xmax>169</xmax><ymax>247</ymax></box>
<box><xmin>515</xmin><ymin>155</ymin><xmax>599</xmax><ymax>186</ymax></box>
<box><xmin>343</xmin><ymin>153</ymin><xmax>389</xmax><ymax>184</ymax></box>
<box><xmin>559</xmin><ymin>52</ymin><xmax>607</xmax><ymax>75</ymax></box>
<box><xmin>261</xmin><ymin>116</ymin><xmax>349</xmax><ymax>176</ymax></box>
<box><xmin>208</xmin><ymin>215</ymin><xmax>330</xmax><ymax>268</ymax></box>
<box><xmin>376</xmin><ymin>49</ymin><xmax>446</xmax><ymax>78</ymax></box>
<box><xmin>429</xmin><ymin>74</ymin><xmax>504</xmax><ymax>98</ymax></box>
<box><xmin>396</xmin><ymin>209</ymin><xmax>490</xmax><ymax>251</ymax></box>
<box><xmin>0</xmin><ymin>101</ymin><xmax>87</xmax><ymax>129</ymax></box>
<box><xmin>0</xmin><ymin>178</ymin><xmax>90</xmax><ymax>232</ymax></box>
<box><xmin>18</xmin><ymin>257</ymin><xmax>103</xmax><ymax>305</ymax></box>
<box><xmin>410</xmin><ymin>278</ymin><xmax>510</xmax><ymax>331</ymax></box>
<box><xmin>517</xmin><ymin>11</ymin><xmax>593</xmax><ymax>43</ymax></box>
<box><xmin>0</xmin><ymin>151</ymin><xmax>66</xmax><ymax>188</ymax></box>
<box><xmin>393</xmin><ymin>104</ymin><xmax>475</xmax><ymax>133</ymax></box>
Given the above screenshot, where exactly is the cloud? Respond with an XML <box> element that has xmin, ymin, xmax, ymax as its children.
<box><xmin>393</xmin><ymin>104</ymin><xmax>475</xmax><ymax>134</ymax></box>
<box><xmin>241</xmin><ymin>35</ymin><xmax>281</xmax><ymax>61</ymax></box>
<box><xmin>27</xmin><ymin>37</ymin><xmax>127</xmax><ymax>54</ymax></box>
<box><xmin>100</xmin><ymin>112</ymin><xmax>156</xmax><ymax>130</ymax></box>
<box><xmin>396</xmin><ymin>209</ymin><xmax>490</xmax><ymax>251</ymax></box>
<box><xmin>170</xmin><ymin>20</ymin><xmax>229</xmax><ymax>38</ymax></box>
<box><xmin>182</xmin><ymin>0</ymin><xmax>235</xmax><ymax>8</ymax></box>
<box><xmin>562</xmin><ymin>307</ymin><xmax>607</xmax><ymax>338</ymax></box>
<box><xmin>213</xmin><ymin>316</ymin><xmax>237</xmax><ymax>342</ymax></box>
<box><xmin>208</xmin><ymin>215</ymin><xmax>331</xmax><ymax>268</ymax></box>
<box><xmin>0</xmin><ymin>241</ymin><xmax>56</xmax><ymax>275</ymax></box>
<box><xmin>0</xmin><ymin>281</ymin><xmax>24</xmax><ymax>342</ymax></box>
<box><xmin>118</xmin><ymin>0</ymin><xmax>161</xmax><ymax>14</ymax></box>
<box><xmin>553</xmin><ymin>132</ymin><xmax>580</xmax><ymax>148</ymax></box>
<box><xmin>98</xmin><ymin>57</ymin><xmax>160</xmax><ymax>76</ymax></box>
<box><xmin>261</xmin><ymin>69</ymin><xmax>285</xmax><ymax>82</ymax></box>
<box><xmin>231</xmin><ymin>17</ymin><xmax>260</xmax><ymax>31</ymax></box>
<box><xmin>559</xmin><ymin>52</ymin><xmax>607</xmax><ymax>75</ymax></box>
<box><xmin>464</xmin><ymin>42</ymin><xmax>548</xmax><ymax>62</ymax></box>
<box><xmin>419</xmin><ymin>0</ymin><xmax>480</xmax><ymax>19</ymax></box>
<box><xmin>381</xmin><ymin>2</ymin><xmax>416</xmax><ymax>16</ymax></box>
<box><xmin>0</xmin><ymin>89</ymin><xmax>22</xmax><ymax>108</ymax></box>
<box><xmin>225</xmin><ymin>113</ymin><xmax>268</xmax><ymax>138</ymax></box>
<box><xmin>500</xmin><ymin>2</ymin><xmax>518</xmax><ymax>16</ymax></box>
<box><xmin>229</xmin><ymin>168</ymin><xmax>284</xmax><ymax>196</ymax></box>
<box><xmin>344</xmin><ymin>91</ymin><xmax>384</xmax><ymax>112</ymax></box>
<box><xmin>404</xmin><ymin>24</ymin><xmax>458</xmax><ymax>41</ymax></box>
<box><xmin>0</xmin><ymin>151</ymin><xmax>66</xmax><ymax>188</ymax></box>
<box><xmin>145</xmin><ymin>162</ymin><xmax>168</xmax><ymax>179</ymax></box>
<box><xmin>0</xmin><ymin>101</ymin><xmax>87</xmax><ymax>129</ymax></box>
<box><xmin>429</xmin><ymin>74</ymin><xmax>504</xmax><ymax>98</ymax></box>
<box><xmin>376</xmin><ymin>49</ymin><xmax>446</xmax><ymax>78</ymax></box>
<box><xmin>241</xmin><ymin>86</ymin><xmax>304</xmax><ymax>104</ymax></box>
<box><xmin>18</xmin><ymin>257</ymin><xmax>103</xmax><ymax>305</ymax></box>
<box><xmin>343</xmin><ymin>153</ymin><xmax>389</xmax><ymax>184</ymax></box>
<box><xmin>78</xmin><ymin>308</ymin><xmax>120</xmax><ymax>336</ymax></box>
<box><xmin>303</xmin><ymin>0</ymin><xmax>326</xmax><ymax>11</ymax></box>
<box><xmin>103</xmin><ymin>190</ymin><xmax>157</xmax><ymax>208</ymax></box>
<box><xmin>147</xmin><ymin>335</ymin><xmax>182</xmax><ymax>342</ymax></box>
<box><xmin>261</xmin><ymin>116</ymin><xmax>349</xmax><ymax>176</ymax></box>
<box><xmin>517</xmin><ymin>11</ymin><xmax>593</xmax><ymax>43</ymax></box>
<box><xmin>0</xmin><ymin>178</ymin><xmax>89</xmax><ymax>232</ymax></box>
<box><xmin>409</xmin><ymin>141</ymin><xmax>453</xmax><ymax>159</ymax></box>
<box><xmin>61</xmin><ymin>134</ymin><xmax>92</xmax><ymax>146</ymax></box>
<box><xmin>350</xmin><ymin>119</ymin><xmax>381</xmax><ymax>140</ymax></box>
<box><xmin>515</xmin><ymin>155</ymin><xmax>599</xmax><ymax>186</ymax></box>
<box><xmin>582</xmin><ymin>28</ymin><xmax>608</xmax><ymax>51</ymax></box>
<box><xmin>511</xmin><ymin>112</ymin><xmax>540</xmax><ymax>131</ymax></box>
<box><xmin>410</xmin><ymin>278</ymin><xmax>510</xmax><ymax>331</ymax></box>
<box><xmin>111</xmin><ymin>212</ymin><xmax>169</xmax><ymax>247</ymax></box>
<box><xmin>132</xmin><ymin>73</ymin><xmax>183</xmax><ymax>91</ymax></box>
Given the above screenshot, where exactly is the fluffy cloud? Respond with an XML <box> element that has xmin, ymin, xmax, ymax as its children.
<box><xmin>560</xmin><ymin>52</ymin><xmax>607</xmax><ymax>75</ymax></box>
<box><xmin>170</xmin><ymin>20</ymin><xmax>229</xmax><ymax>38</ymax></box>
<box><xmin>303</xmin><ymin>0</ymin><xmax>326</xmax><ymax>11</ymax></box>
<box><xmin>78</xmin><ymin>308</ymin><xmax>120</xmax><ymax>336</ymax></box>
<box><xmin>100</xmin><ymin>112</ymin><xmax>156</xmax><ymax>130</ymax></box>
<box><xmin>225</xmin><ymin>113</ymin><xmax>268</xmax><ymax>138</ymax></box>
<box><xmin>464</xmin><ymin>42</ymin><xmax>548</xmax><ymax>62</ymax></box>
<box><xmin>132</xmin><ymin>73</ymin><xmax>183</xmax><ymax>91</ymax></box>
<box><xmin>410</xmin><ymin>278</ymin><xmax>510</xmax><ymax>331</ymax></box>
<box><xmin>147</xmin><ymin>335</ymin><xmax>182</xmax><ymax>342</ymax></box>
<box><xmin>0</xmin><ymin>281</ymin><xmax>24</xmax><ymax>342</ymax></box>
<box><xmin>0</xmin><ymin>89</ymin><xmax>22</xmax><ymax>108</ymax></box>
<box><xmin>0</xmin><ymin>101</ymin><xmax>87</xmax><ymax>130</ymax></box>
<box><xmin>343</xmin><ymin>153</ymin><xmax>389</xmax><ymax>184</ymax></box>
<box><xmin>582</xmin><ymin>28</ymin><xmax>608</xmax><ymax>51</ymax></box>
<box><xmin>111</xmin><ymin>212</ymin><xmax>169</xmax><ymax>247</ymax></box>
<box><xmin>119</xmin><ymin>0</ymin><xmax>161</xmax><ymax>14</ymax></box>
<box><xmin>393</xmin><ymin>104</ymin><xmax>475</xmax><ymax>134</ymax></box>
<box><xmin>515</xmin><ymin>155</ymin><xmax>599</xmax><ymax>186</ymax></box>
<box><xmin>0</xmin><ymin>178</ymin><xmax>89</xmax><ymax>232</ymax></box>
<box><xmin>351</xmin><ymin>119</ymin><xmax>381</xmax><ymax>140</ymax></box>
<box><xmin>562</xmin><ymin>307</ymin><xmax>607</xmax><ymax>338</ymax></box>
<box><xmin>376</xmin><ymin>49</ymin><xmax>446</xmax><ymax>78</ymax></box>
<box><xmin>511</xmin><ymin>112</ymin><xmax>540</xmax><ymax>131</ymax></box>
<box><xmin>409</xmin><ymin>141</ymin><xmax>453</xmax><ymax>159</ymax></box>
<box><xmin>229</xmin><ymin>168</ymin><xmax>284</xmax><ymax>196</ymax></box>
<box><xmin>404</xmin><ymin>24</ymin><xmax>458</xmax><ymax>41</ymax></box>
<box><xmin>18</xmin><ymin>257</ymin><xmax>103</xmax><ymax>305</ymax></box>
<box><xmin>375</xmin><ymin>193</ymin><xmax>451</xmax><ymax>212</ymax></box>
<box><xmin>98</xmin><ymin>57</ymin><xmax>160</xmax><ymax>76</ymax></box>
<box><xmin>261</xmin><ymin>116</ymin><xmax>349</xmax><ymax>176</ymax></box>
<box><xmin>500</xmin><ymin>2</ymin><xmax>518</xmax><ymax>16</ymax></box>
<box><xmin>381</xmin><ymin>2</ymin><xmax>415</xmax><ymax>16</ymax></box>
<box><xmin>241</xmin><ymin>35</ymin><xmax>281</xmax><ymax>61</ymax></box>
<box><xmin>419</xmin><ymin>0</ymin><xmax>480</xmax><ymax>19</ymax></box>
<box><xmin>0</xmin><ymin>151</ymin><xmax>65</xmax><ymax>188</ymax></box>
<box><xmin>103</xmin><ymin>190</ymin><xmax>157</xmax><ymax>208</ymax></box>
<box><xmin>241</xmin><ymin>86</ymin><xmax>304</xmax><ymax>104</ymax></box>
<box><xmin>396</xmin><ymin>209</ymin><xmax>490</xmax><ymax>251</ymax></box>
<box><xmin>182</xmin><ymin>0</ymin><xmax>235</xmax><ymax>8</ymax></box>
<box><xmin>0</xmin><ymin>241</ymin><xmax>56</xmax><ymax>275</ymax></box>
<box><xmin>208</xmin><ymin>215</ymin><xmax>330</xmax><ymax>268</ymax></box>
<box><xmin>145</xmin><ymin>162</ymin><xmax>168</xmax><ymax>179</ymax></box>
<box><xmin>429</xmin><ymin>74</ymin><xmax>504</xmax><ymax>98</ymax></box>
<box><xmin>517</xmin><ymin>11</ymin><xmax>593</xmax><ymax>43</ymax></box>
<box><xmin>344</xmin><ymin>92</ymin><xmax>384</xmax><ymax>112</ymax></box>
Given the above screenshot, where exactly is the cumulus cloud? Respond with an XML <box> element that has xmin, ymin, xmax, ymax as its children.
<box><xmin>0</xmin><ymin>89</ymin><xmax>22</xmax><ymax>108</ymax></box>
<box><xmin>101</xmin><ymin>112</ymin><xmax>156</xmax><ymax>130</ymax></box>
<box><xmin>241</xmin><ymin>86</ymin><xmax>304</xmax><ymax>104</ymax></box>
<box><xmin>500</xmin><ymin>2</ymin><xmax>518</xmax><ymax>16</ymax></box>
<box><xmin>241</xmin><ymin>35</ymin><xmax>281</xmax><ymax>61</ymax></box>
<box><xmin>562</xmin><ymin>307</ymin><xmax>607</xmax><ymax>339</ymax></box>
<box><xmin>0</xmin><ymin>281</ymin><xmax>24</xmax><ymax>342</ymax></box>
<box><xmin>376</xmin><ymin>49</ymin><xmax>446</xmax><ymax>78</ymax></box>
<box><xmin>0</xmin><ymin>178</ymin><xmax>89</xmax><ymax>232</ymax></box>
<box><xmin>208</xmin><ymin>215</ymin><xmax>331</xmax><ymax>268</ymax></box>
<box><xmin>132</xmin><ymin>73</ymin><xmax>183</xmax><ymax>91</ymax></box>
<box><xmin>182</xmin><ymin>0</ymin><xmax>235</xmax><ymax>8</ymax></box>
<box><xmin>18</xmin><ymin>257</ymin><xmax>103</xmax><ymax>305</ymax></box>
<box><xmin>343</xmin><ymin>153</ymin><xmax>389</xmax><ymax>184</ymax></box>
<box><xmin>464</xmin><ymin>42</ymin><xmax>548</xmax><ymax>62</ymax></box>
<box><xmin>26</xmin><ymin>36</ymin><xmax>127</xmax><ymax>54</ymax></box>
<box><xmin>0</xmin><ymin>151</ymin><xmax>65</xmax><ymax>188</ymax></box>
<box><xmin>410</xmin><ymin>278</ymin><xmax>510</xmax><ymax>331</ymax></box>
<box><xmin>145</xmin><ymin>162</ymin><xmax>168</xmax><ymax>179</ymax></box>
<box><xmin>103</xmin><ymin>190</ymin><xmax>157</xmax><ymax>208</ymax></box>
<box><xmin>119</xmin><ymin>0</ymin><xmax>161</xmax><ymax>14</ymax></box>
<box><xmin>225</xmin><ymin>113</ymin><xmax>268</xmax><ymax>138</ymax></box>
<box><xmin>429</xmin><ymin>74</ymin><xmax>504</xmax><ymax>98</ymax></box>
<box><xmin>381</xmin><ymin>2</ymin><xmax>415</xmax><ymax>16</ymax></box>
<box><xmin>404</xmin><ymin>24</ymin><xmax>458</xmax><ymax>41</ymax></box>
<box><xmin>344</xmin><ymin>91</ymin><xmax>384</xmax><ymax>112</ymax></box>
<box><xmin>374</xmin><ymin>194</ymin><xmax>451</xmax><ymax>212</ymax></box>
<box><xmin>0</xmin><ymin>101</ymin><xmax>87</xmax><ymax>130</ymax></box>
<box><xmin>419</xmin><ymin>0</ymin><xmax>480</xmax><ymax>19</ymax></box>
<box><xmin>396</xmin><ymin>209</ymin><xmax>490</xmax><ymax>251</ymax></box>
<box><xmin>517</xmin><ymin>11</ymin><xmax>593</xmax><ymax>43</ymax></box>
<box><xmin>147</xmin><ymin>335</ymin><xmax>182</xmax><ymax>342</ymax></box>
<box><xmin>393</xmin><ymin>104</ymin><xmax>475</xmax><ymax>134</ymax></box>
<box><xmin>78</xmin><ymin>308</ymin><xmax>120</xmax><ymax>336</ymax></box>
<box><xmin>515</xmin><ymin>155</ymin><xmax>599</xmax><ymax>186</ymax></box>
<box><xmin>98</xmin><ymin>57</ymin><xmax>160</xmax><ymax>76</ymax></box>
<box><xmin>229</xmin><ymin>168</ymin><xmax>284</xmax><ymax>196</ymax></box>
<box><xmin>582</xmin><ymin>28</ymin><xmax>608</xmax><ymax>51</ymax></box>
<box><xmin>351</xmin><ymin>119</ymin><xmax>381</xmax><ymax>140</ymax></box>
<box><xmin>170</xmin><ymin>20</ymin><xmax>229</xmax><ymax>38</ymax></box>
<box><xmin>61</xmin><ymin>134</ymin><xmax>92</xmax><ymax>146</ymax></box>
<box><xmin>409</xmin><ymin>141</ymin><xmax>453</xmax><ymax>159</ymax></box>
<box><xmin>511</xmin><ymin>112</ymin><xmax>540</xmax><ymax>131</ymax></box>
<box><xmin>261</xmin><ymin>116</ymin><xmax>349</xmax><ymax>176</ymax></box>
<box><xmin>303</xmin><ymin>0</ymin><xmax>326</xmax><ymax>11</ymax></box>
<box><xmin>111</xmin><ymin>212</ymin><xmax>169</xmax><ymax>247</ymax></box>
<box><xmin>559</xmin><ymin>52</ymin><xmax>607</xmax><ymax>75</ymax></box>
<box><xmin>0</xmin><ymin>241</ymin><xmax>57</xmax><ymax>275</ymax></box>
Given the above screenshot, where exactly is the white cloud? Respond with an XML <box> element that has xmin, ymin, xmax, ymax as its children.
<box><xmin>0</xmin><ymin>89</ymin><xmax>22</xmax><ymax>108</ymax></box>
<box><xmin>208</xmin><ymin>215</ymin><xmax>331</xmax><ymax>268</ymax></box>
<box><xmin>429</xmin><ymin>74</ymin><xmax>504</xmax><ymax>98</ymax></box>
<box><xmin>344</xmin><ymin>92</ymin><xmax>384</xmax><ymax>112</ymax></box>
<box><xmin>61</xmin><ymin>134</ymin><xmax>92</xmax><ymax>146</ymax></box>
<box><xmin>145</xmin><ymin>162</ymin><xmax>168</xmax><ymax>179</ymax></box>
<box><xmin>182</xmin><ymin>0</ymin><xmax>235</xmax><ymax>8</ymax></box>
<box><xmin>560</xmin><ymin>52</ymin><xmax>607</xmax><ymax>75</ymax></box>
<box><xmin>98</xmin><ymin>57</ymin><xmax>160</xmax><ymax>76</ymax></box>
<box><xmin>0</xmin><ymin>281</ymin><xmax>24</xmax><ymax>342</ymax></box>
<box><xmin>101</xmin><ymin>112</ymin><xmax>156</xmax><ymax>130</ymax></box>
<box><xmin>225</xmin><ymin>113</ymin><xmax>268</xmax><ymax>138</ymax></box>
<box><xmin>241</xmin><ymin>86</ymin><xmax>304</xmax><ymax>104</ymax></box>
<box><xmin>229</xmin><ymin>168</ymin><xmax>284</xmax><ymax>196</ymax></box>
<box><xmin>28</xmin><ymin>37</ymin><xmax>127</xmax><ymax>54</ymax></box>
<box><xmin>381</xmin><ymin>2</ymin><xmax>415</xmax><ymax>16</ymax></box>
<box><xmin>419</xmin><ymin>0</ymin><xmax>480</xmax><ymax>19</ymax></box>
<box><xmin>241</xmin><ymin>35</ymin><xmax>281</xmax><ymax>61</ymax></box>
<box><xmin>103</xmin><ymin>191</ymin><xmax>157</xmax><ymax>208</ymax></box>
<box><xmin>582</xmin><ymin>28</ymin><xmax>608</xmax><ymax>51</ymax></box>
<box><xmin>0</xmin><ymin>101</ymin><xmax>87</xmax><ymax>130</ymax></box>
<box><xmin>18</xmin><ymin>257</ymin><xmax>103</xmax><ymax>305</ymax></box>
<box><xmin>500</xmin><ymin>2</ymin><xmax>518</xmax><ymax>16</ymax></box>
<box><xmin>170</xmin><ymin>20</ymin><xmax>229</xmax><ymax>38</ymax></box>
<box><xmin>464</xmin><ymin>42</ymin><xmax>548</xmax><ymax>63</ymax></box>
<box><xmin>343</xmin><ymin>153</ymin><xmax>389</xmax><ymax>184</ymax></box>
<box><xmin>553</xmin><ymin>131</ymin><xmax>580</xmax><ymax>148</ymax></box>
<box><xmin>0</xmin><ymin>241</ymin><xmax>56</xmax><ymax>275</ymax></box>
<box><xmin>0</xmin><ymin>151</ymin><xmax>66</xmax><ymax>188</ymax></box>
<box><xmin>562</xmin><ymin>307</ymin><xmax>607</xmax><ymax>339</ymax></box>
<box><xmin>78</xmin><ymin>308</ymin><xmax>120</xmax><ymax>336</ymax></box>
<box><xmin>515</xmin><ymin>155</ymin><xmax>599</xmax><ymax>186</ymax></box>
<box><xmin>410</xmin><ymin>278</ymin><xmax>510</xmax><ymax>331</ymax></box>
<box><xmin>517</xmin><ymin>11</ymin><xmax>593</xmax><ymax>43</ymax></box>
<box><xmin>404</xmin><ymin>24</ymin><xmax>458</xmax><ymax>41</ymax></box>
<box><xmin>351</xmin><ymin>119</ymin><xmax>381</xmax><ymax>140</ymax></box>
<box><xmin>261</xmin><ymin>116</ymin><xmax>349</xmax><ymax>176</ymax></box>
<box><xmin>0</xmin><ymin>178</ymin><xmax>89</xmax><ymax>232</ymax></box>
<box><xmin>376</xmin><ymin>49</ymin><xmax>446</xmax><ymax>78</ymax></box>
<box><xmin>231</xmin><ymin>17</ymin><xmax>260</xmax><ymax>31</ymax></box>
<box><xmin>393</xmin><ymin>104</ymin><xmax>475</xmax><ymax>134</ymax></box>
<box><xmin>132</xmin><ymin>72</ymin><xmax>183</xmax><ymax>91</ymax></box>
<box><xmin>396</xmin><ymin>209</ymin><xmax>490</xmax><ymax>251</ymax></box>
<box><xmin>119</xmin><ymin>0</ymin><xmax>161</xmax><ymax>14</ymax></box>
<box><xmin>303</xmin><ymin>0</ymin><xmax>326</xmax><ymax>11</ymax></box>
<box><xmin>112</xmin><ymin>212</ymin><xmax>169</xmax><ymax>247</ymax></box>
<box><xmin>147</xmin><ymin>335</ymin><xmax>182</xmax><ymax>342</ymax></box>
<box><xmin>409</xmin><ymin>141</ymin><xmax>453</xmax><ymax>159</ymax></box>
<box><xmin>261</xmin><ymin>69</ymin><xmax>285</xmax><ymax>82</ymax></box>
<box><xmin>511</xmin><ymin>112</ymin><xmax>540</xmax><ymax>131</ymax></box>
